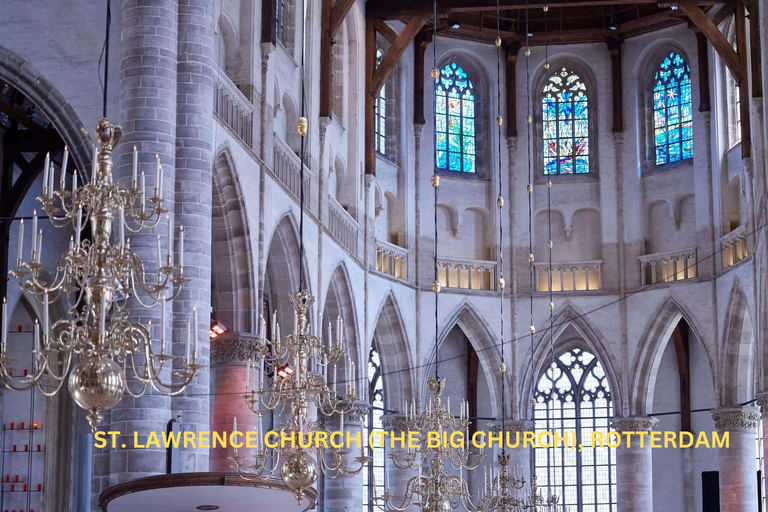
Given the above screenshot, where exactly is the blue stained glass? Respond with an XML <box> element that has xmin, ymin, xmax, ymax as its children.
<box><xmin>542</xmin><ymin>67</ymin><xmax>590</xmax><ymax>174</ymax></box>
<box><xmin>435</xmin><ymin>62</ymin><xmax>476</xmax><ymax>173</ymax></box>
<box><xmin>653</xmin><ymin>52</ymin><xmax>693</xmax><ymax>165</ymax></box>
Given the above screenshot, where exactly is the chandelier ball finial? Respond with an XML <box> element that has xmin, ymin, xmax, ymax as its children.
<box><xmin>280</xmin><ymin>450</ymin><xmax>319</xmax><ymax>500</ymax></box>
<box><xmin>68</xmin><ymin>355</ymin><xmax>125</xmax><ymax>432</ymax></box>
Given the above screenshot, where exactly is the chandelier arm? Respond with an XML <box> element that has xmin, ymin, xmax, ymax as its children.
<box><xmin>35</xmin><ymin>373</ymin><xmax>69</xmax><ymax>397</ymax></box>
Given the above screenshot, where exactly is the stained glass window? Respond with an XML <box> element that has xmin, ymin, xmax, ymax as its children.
<box><xmin>542</xmin><ymin>67</ymin><xmax>590</xmax><ymax>175</ymax></box>
<box><xmin>435</xmin><ymin>62</ymin><xmax>476</xmax><ymax>173</ymax></box>
<box><xmin>375</xmin><ymin>49</ymin><xmax>387</xmax><ymax>155</ymax></box>
<box><xmin>275</xmin><ymin>0</ymin><xmax>286</xmax><ymax>45</ymax></box>
<box><xmin>534</xmin><ymin>348</ymin><xmax>616</xmax><ymax>512</ymax></box>
<box><xmin>653</xmin><ymin>52</ymin><xmax>692</xmax><ymax>165</ymax></box>
<box><xmin>363</xmin><ymin>346</ymin><xmax>385</xmax><ymax>512</ymax></box>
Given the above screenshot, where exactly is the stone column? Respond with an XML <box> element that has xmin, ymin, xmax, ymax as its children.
<box><xmin>712</xmin><ymin>406</ymin><xmax>761</xmax><ymax>512</ymax></box>
<box><xmin>381</xmin><ymin>414</ymin><xmax>416</xmax><ymax>511</ymax></box>
<box><xmin>322</xmin><ymin>402</ymin><xmax>369</xmax><ymax>512</ymax></box>
<box><xmin>109</xmin><ymin>0</ymin><xmax>179</xmax><ymax>486</ymax></box>
<box><xmin>172</xmin><ymin>0</ymin><xmax>216</xmax><ymax>472</ymax></box>
<box><xmin>488</xmin><ymin>420</ymin><xmax>533</xmax><ymax>480</ymax></box>
<box><xmin>610</xmin><ymin>416</ymin><xmax>657</xmax><ymax>512</ymax></box>
<box><xmin>209</xmin><ymin>335</ymin><xmax>259</xmax><ymax>472</ymax></box>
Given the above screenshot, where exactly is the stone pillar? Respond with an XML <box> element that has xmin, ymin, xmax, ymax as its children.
<box><xmin>489</xmin><ymin>420</ymin><xmax>533</xmax><ymax>480</ymax></box>
<box><xmin>109</xmin><ymin>0</ymin><xmax>179</xmax><ymax>487</ymax></box>
<box><xmin>172</xmin><ymin>0</ymin><xmax>216</xmax><ymax>472</ymax></box>
<box><xmin>381</xmin><ymin>414</ymin><xmax>416</xmax><ymax>511</ymax></box>
<box><xmin>610</xmin><ymin>416</ymin><xmax>657</xmax><ymax>512</ymax></box>
<box><xmin>209</xmin><ymin>335</ymin><xmax>259</xmax><ymax>472</ymax></box>
<box><xmin>712</xmin><ymin>406</ymin><xmax>761</xmax><ymax>512</ymax></box>
<box><xmin>322</xmin><ymin>402</ymin><xmax>369</xmax><ymax>512</ymax></box>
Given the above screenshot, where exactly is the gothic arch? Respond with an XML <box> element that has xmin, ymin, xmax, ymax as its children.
<box><xmin>323</xmin><ymin>262</ymin><xmax>360</xmax><ymax>384</ymax></box>
<box><xmin>371</xmin><ymin>291</ymin><xmax>414</xmax><ymax>408</ymax></box>
<box><xmin>211</xmin><ymin>146</ymin><xmax>256</xmax><ymax>333</ymax></box>
<box><xmin>422</xmin><ymin>301</ymin><xmax>503</xmax><ymax>418</ymax></box>
<box><xmin>519</xmin><ymin>300</ymin><xmax>623</xmax><ymax>417</ymax></box>
<box><xmin>0</xmin><ymin>44</ymin><xmax>91</xmax><ymax>172</ymax></box>
<box><xmin>721</xmin><ymin>280</ymin><xmax>755</xmax><ymax>405</ymax></box>
<box><xmin>263</xmin><ymin>211</ymin><xmax>312</xmax><ymax>332</ymax></box>
<box><xmin>631</xmin><ymin>294</ymin><xmax>714</xmax><ymax>414</ymax></box>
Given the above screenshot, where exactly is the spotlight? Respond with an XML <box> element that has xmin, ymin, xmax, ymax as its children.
<box><xmin>670</xmin><ymin>3</ymin><xmax>679</xmax><ymax>11</ymax></box>
<box><xmin>451</xmin><ymin>22</ymin><xmax>461</xmax><ymax>29</ymax></box>
<box><xmin>276</xmin><ymin>363</ymin><xmax>295</xmax><ymax>379</ymax></box>
<box><xmin>527</xmin><ymin>31</ymin><xmax>534</xmax><ymax>37</ymax></box>
<box><xmin>608</xmin><ymin>22</ymin><xmax>618</xmax><ymax>31</ymax></box>
<box><xmin>1</xmin><ymin>83</ymin><xmax>9</xmax><ymax>94</ymax></box>
<box><xmin>209</xmin><ymin>319</ymin><xmax>227</xmax><ymax>339</ymax></box>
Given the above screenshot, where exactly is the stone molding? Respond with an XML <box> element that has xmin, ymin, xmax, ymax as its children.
<box><xmin>320</xmin><ymin>401</ymin><xmax>370</xmax><ymax>426</ymax></box>
<box><xmin>610</xmin><ymin>416</ymin><xmax>658</xmax><ymax>433</ymax></box>
<box><xmin>756</xmin><ymin>393</ymin><xmax>768</xmax><ymax>417</ymax></box>
<box><xmin>210</xmin><ymin>334</ymin><xmax>261</xmax><ymax>363</ymax></box>
<box><xmin>711</xmin><ymin>406</ymin><xmax>761</xmax><ymax>432</ymax></box>
<box><xmin>381</xmin><ymin>414</ymin><xmax>408</xmax><ymax>432</ymax></box>
<box><xmin>488</xmin><ymin>419</ymin><xmax>534</xmax><ymax>433</ymax></box>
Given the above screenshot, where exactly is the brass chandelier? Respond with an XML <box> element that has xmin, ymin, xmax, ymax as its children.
<box><xmin>230</xmin><ymin>0</ymin><xmax>367</xmax><ymax>501</ymax></box>
<box><xmin>1</xmin><ymin>0</ymin><xmax>199</xmax><ymax>431</ymax></box>
<box><xmin>5</xmin><ymin>118</ymin><xmax>198</xmax><ymax>431</ymax></box>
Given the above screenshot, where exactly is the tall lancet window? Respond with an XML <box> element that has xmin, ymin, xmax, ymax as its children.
<box><xmin>533</xmin><ymin>348</ymin><xmax>616</xmax><ymax>512</ymax></box>
<box><xmin>652</xmin><ymin>52</ymin><xmax>693</xmax><ymax>165</ymax></box>
<box><xmin>363</xmin><ymin>346</ymin><xmax>385</xmax><ymax>511</ymax></box>
<box><xmin>375</xmin><ymin>48</ymin><xmax>387</xmax><ymax>155</ymax></box>
<box><xmin>542</xmin><ymin>67</ymin><xmax>589</xmax><ymax>175</ymax></box>
<box><xmin>435</xmin><ymin>62</ymin><xmax>476</xmax><ymax>173</ymax></box>
<box><xmin>275</xmin><ymin>0</ymin><xmax>286</xmax><ymax>45</ymax></box>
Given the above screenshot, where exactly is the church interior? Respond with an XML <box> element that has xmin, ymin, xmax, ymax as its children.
<box><xmin>0</xmin><ymin>0</ymin><xmax>766</xmax><ymax>510</ymax></box>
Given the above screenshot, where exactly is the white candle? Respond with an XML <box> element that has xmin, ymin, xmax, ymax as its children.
<box><xmin>160</xmin><ymin>295</ymin><xmax>166</xmax><ymax>353</ymax></box>
<box><xmin>132</xmin><ymin>146</ymin><xmax>138</xmax><ymax>187</ymax></box>
<box><xmin>42</xmin><ymin>152</ymin><xmax>50</xmax><ymax>195</ymax></box>
<box><xmin>69</xmin><ymin>236</ymin><xmax>74</xmax><ymax>252</ymax></box>
<box><xmin>72</xmin><ymin>170</ymin><xmax>78</xmax><ymax>195</ymax></box>
<box><xmin>351</xmin><ymin>361</ymin><xmax>356</xmax><ymax>395</ymax></box>
<box><xmin>140</xmin><ymin>171</ymin><xmax>146</xmax><ymax>211</ymax></box>
<box><xmin>193</xmin><ymin>307</ymin><xmax>198</xmax><ymax>357</ymax></box>
<box><xmin>16</xmin><ymin>219</ymin><xmax>23</xmax><ymax>264</ymax></box>
<box><xmin>156</xmin><ymin>235</ymin><xmax>162</xmax><ymax>271</ymax></box>
<box><xmin>43</xmin><ymin>289</ymin><xmax>49</xmax><ymax>343</ymax></box>
<box><xmin>339</xmin><ymin>318</ymin><xmax>344</xmax><ymax>347</ymax></box>
<box><xmin>119</xmin><ymin>207</ymin><xmax>125</xmax><ymax>247</ymax></box>
<box><xmin>1</xmin><ymin>298</ymin><xmax>6</xmax><ymax>354</ymax></box>
<box><xmin>340</xmin><ymin>411</ymin><xmax>344</xmax><ymax>433</ymax></box>
<box><xmin>179</xmin><ymin>226</ymin><xmax>184</xmax><ymax>268</ymax></box>
<box><xmin>36</xmin><ymin>230</ymin><xmax>43</xmax><ymax>264</ymax></box>
<box><xmin>31</xmin><ymin>210</ymin><xmax>38</xmax><ymax>256</ymax></box>
<box><xmin>259</xmin><ymin>358</ymin><xmax>265</xmax><ymax>391</ymax></box>
<box><xmin>48</xmin><ymin>162</ymin><xmax>54</xmax><ymax>199</ymax></box>
<box><xmin>333</xmin><ymin>364</ymin><xmax>337</xmax><ymax>395</ymax></box>
<box><xmin>34</xmin><ymin>319</ymin><xmax>40</xmax><ymax>354</ymax></box>
<box><xmin>157</xmin><ymin>164</ymin><xmax>163</xmax><ymax>201</ymax></box>
<box><xmin>91</xmin><ymin>145</ymin><xmax>98</xmax><ymax>183</ymax></box>
<box><xmin>60</xmin><ymin>146</ymin><xmax>68</xmax><ymax>190</ymax></box>
<box><xmin>233</xmin><ymin>416</ymin><xmax>237</xmax><ymax>433</ymax></box>
<box><xmin>246</xmin><ymin>359</ymin><xmax>251</xmax><ymax>393</ymax></box>
<box><xmin>75</xmin><ymin>205</ymin><xmax>82</xmax><ymax>247</ymax></box>
<box><xmin>185</xmin><ymin>320</ymin><xmax>191</xmax><ymax>362</ymax></box>
<box><xmin>166</xmin><ymin>215</ymin><xmax>172</xmax><ymax>264</ymax></box>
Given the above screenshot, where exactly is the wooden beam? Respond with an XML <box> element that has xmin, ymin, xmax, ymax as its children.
<box><xmin>679</xmin><ymin>1</ymin><xmax>742</xmax><ymax>82</ymax></box>
<box><xmin>320</xmin><ymin>0</ymin><xmax>333</xmax><ymax>118</ymax></box>
<box><xmin>606</xmin><ymin>37</ymin><xmax>624</xmax><ymax>132</ymax></box>
<box><xmin>330</xmin><ymin>0</ymin><xmax>356</xmax><ymax>39</ymax></box>
<box><xmin>373</xmin><ymin>20</ymin><xmax>399</xmax><ymax>44</ymax></box>
<box><xmin>748</xmin><ymin>0</ymin><xmax>762</xmax><ymax>98</ymax></box>
<box><xmin>414</xmin><ymin>32</ymin><xmax>431</xmax><ymax>126</ymax></box>
<box><xmin>734</xmin><ymin>0</ymin><xmax>750</xmax><ymax>158</ymax></box>
<box><xmin>371</xmin><ymin>15</ymin><xmax>429</xmax><ymax>95</ymax></box>
<box><xmin>365</xmin><ymin>19</ymin><xmax>377</xmax><ymax>175</ymax></box>
<box><xmin>504</xmin><ymin>41</ymin><xmax>519</xmax><ymax>138</ymax></box>
<box><xmin>695</xmin><ymin>30</ymin><xmax>711</xmax><ymax>112</ymax></box>
<box><xmin>711</xmin><ymin>1</ymin><xmax>736</xmax><ymax>26</ymax></box>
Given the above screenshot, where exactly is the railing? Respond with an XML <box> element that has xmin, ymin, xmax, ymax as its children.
<box><xmin>534</xmin><ymin>260</ymin><xmax>603</xmax><ymax>292</ymax></box>
<box><xmin>328</xmin><ymin>197</ymin><xmax>359</xmax><ymax>256</ymax></box>
<box><xmin>214</xmin><ymin>66</ymin><xmax>254</xmax><ymax>148</ymax></box>
<box><xmin>639</xmin><ymin>247</ymin><xmax>697</xmax><ymax>286</ymax></box>
<box><xmin>721</xmin><ymin>226</ymin><xmax>748</xmax><ymax>269</ymax></box>
<box><xmin>273</xmin><ymin>135</ymin><xmax>312</xmax><ymax>203</ymax></box>
<box><xmin>438</xmin><ymin>258</ymin><xmax>496</xmax><ymax>291</ymax></box>
<box><xmin>375</xmin><ymin>240</ymin><xmax>408</xmax><ymax>280</ymax></box>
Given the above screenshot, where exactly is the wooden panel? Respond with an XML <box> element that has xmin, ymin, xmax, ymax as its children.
<box><xmin>371</xmin><ymin>15</ymin><xmax>429</xmax><ymax>95</ymax></box>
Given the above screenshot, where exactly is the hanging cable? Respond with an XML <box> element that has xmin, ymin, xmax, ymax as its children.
<box><xmin>493</xmin><ymin>0</ymin><xmax>507</xmax><ymax>451</ymax></box>
<box><xmin>297</xmin><ymin>0</ymin><xmax>308</xmax><ymax>292</ymax></box>
<box><xmin>543</xmin><ymin>3</ymin><xmax>556</xmax><ymax>380</ymax></box>
<box><xmin>98</xmin><ymin>0</ymin><xmax>112</xmax><ymax>119</ymax></box>
<box><xmin>524</xmin><ymin>0</ymin><xmax>536</xmax><ymax>422</ymax></box>
<box><xmin>432</xmin><ymin>0</ymin><xmax>441</xmax><ymax>383</ymax></box>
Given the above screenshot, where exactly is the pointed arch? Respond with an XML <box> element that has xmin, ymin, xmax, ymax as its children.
<box><xmin>519</xmin><ymin>300</ymin><xmax>623</xmax><ymax>417</ymax></box>
<box><xmin>422</xmin><ymin>301</ymin><xmax>503</xmax><ymax>418</ymax></box>
<box><xmin>211</xmin><ymin>146</ymin><xmax>256</xmax><ymax>333</ymax></box>
<box><xmin>263</xmin><ymin>211</ymin><xmax>312</xmax><ymax>332</ymax></box>
<box><xmin>721</xmin><ymin>280</ymin><xmax>755</xmax><ymax>405</ymax></box>
<box><xmin>631</xmin><ymin>294</ymin><xmax>714</xmax><ymax>414</ymax></box>
<box><xmin>371</xmin><ymin>291</ymin><xmax>413</xmax><ymax>408</ymax></box>
<box><xmin>322</xmin><ymin>262</ymin><xmax>360</xmax><ymax>382</ymax></box>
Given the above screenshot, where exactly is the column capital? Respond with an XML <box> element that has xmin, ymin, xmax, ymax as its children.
<box><xmin>381</xmin><ymin>413</ymin><xmax>408</xmax><ymax>432</ymax></box>
<box><xmin>414</xmin><ymin>123</ymin><xmax>425</xmax><ymax>139</ymax></box>
<box><xmin>505</xmin><ymin>136</ymin><xmax>518</xmax><ymax>154</ymax></box>
<box><xmin>711</xmin><ymin>406</ymin><xmax>761</xmax><ymax>432</ymax></box>
<box><xmin>612</xmin><ymin>132</ymin><xmax>625</xmax><ymax>145</ymax></box>
<box><xmin>756</xmin><ymin>393</ymin><xmax>768</xmax><ymax>417</ymax></box>
<box><xmin>320</xmin><ymin>401</ymin><xmax>370</xmax><ymax>426</ymax></box>
<box><xmin>488</xmin><ymin>419</ymin><xmax>533</xmax><ymax>433</ymax></box>
<box><xmin>210</xmin><ymin>333</ymin><xmax>260</xmax><ymax>364</ymax></box>
<box><xmin>610</xmin><ymin>416</ymin><xmax>658</xmax><ymax>433</ymax></box>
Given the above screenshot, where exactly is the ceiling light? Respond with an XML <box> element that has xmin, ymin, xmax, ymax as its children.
<box><xmin>275</xmin><ymin>363</ymin><xmax>294</xmax><ymax>379</ymax></box>
<box><xmin>196</xmin><ymin>506</ymin><xmax>220</xmax><ymax>511</ymax></box>
<box><xmin>608</xmin><ymin>22</ymin><xmax>618</xmax><ymax>31</ymax></box>
<box><xmin>1</xmin><ymin>83</ymin><xmax>9</xmax><ymax>94</ymax></box>
<box><xmin>209</xmin><ymin>319</ymin><xmax>227</xmax><ymax>339</ymax></box>
<box><xmin>451</xmin><ymin>22</ymin><xmax>461</xmax><ymax>29</ymax></box>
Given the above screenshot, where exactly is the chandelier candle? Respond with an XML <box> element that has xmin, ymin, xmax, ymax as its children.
<box><xmin>4</xmin><ymin>118</ymin><xmax>199</xmax><ymax>431</ymax></box>
<box><xmin>60</xmin><ymin>146</ymin><xmax>68</xmax><ymax>190</ymax></box>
